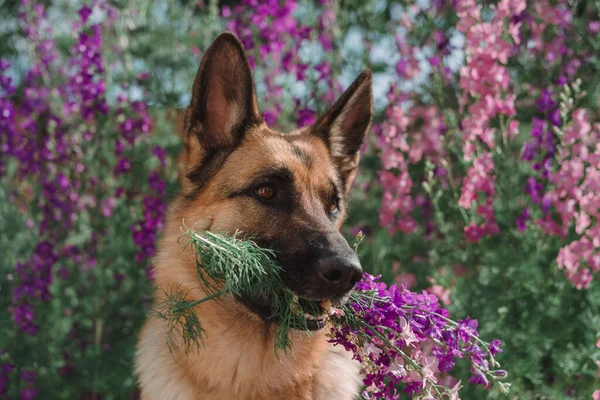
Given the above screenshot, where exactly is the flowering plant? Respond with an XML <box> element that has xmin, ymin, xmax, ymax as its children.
<box><xmin>0</xmin><ymin>2</ymin><xmax>180</xmax><ymax>397</ymax></box>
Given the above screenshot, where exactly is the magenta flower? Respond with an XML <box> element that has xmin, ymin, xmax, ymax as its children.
<box><xmin>328</xmin><ymin>274</ymin><xmax>508</xmax><ymax>399</ymax></box>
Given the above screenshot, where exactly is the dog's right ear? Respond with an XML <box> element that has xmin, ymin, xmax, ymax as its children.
<box><xmin>182</xmin><ymin>32</ymin><xmax>262</xmax><ymax>191</ymax></box>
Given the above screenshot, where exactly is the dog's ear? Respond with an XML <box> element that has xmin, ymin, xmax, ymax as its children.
<box><xmin>188</xmin><ymin>32</ymin><xmax>261</xmax><ymax>152</ymax></box>
<box><xmin>309</xmin><ymin>69</ymin><xmax>372</xmax><ymax>194</ymax></box>
<box><xmin>181</xmin><ymin>32</ymin><xmax>262</xmax><ymax>193</ymax></box>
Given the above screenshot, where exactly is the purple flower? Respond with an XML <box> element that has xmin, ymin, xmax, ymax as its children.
<box><xmin>114</xmin><ymin>158</ymin><xmax>131</xmax><ymax>176</ymax></box>
<box><xmin>148</xmin><ymin>171</ymin><xmax>165</xmax><ymax>196</ymax></box>
<box><xmin>464</xmin><ymin>223</ymin><xmax>485</xmax><ymax>243</ymax></box>
<box><xmin>0</xmin><ymin>361</ymin><xmax>15</xmax><ymax>396</ymax></box>
<box><xmin>525</xmin><ymin>177</ymin><xmax>543</xmax><ymax>204</ymax></box>
<box><xmin>11</xmin><ymin>303</ymin><xmax>39</xmax><ymax>335</ymax></box>
<box><xmin>535</xmin><ymin>89</ymin><xmax>556</xmax><ymax>113</ymax></box>
<box><xmin>20</xmin><ymin>387</ymin><xmax>38</xmax><ymax>400</ymax></box>
<box><xmin>468</xmin><ymin>370</ymin><xmax>489</xmax><ymax>386</ymax></box>
<box><xmin>151</xmin><ymin>146</ymin><xmax>167</xmax><ymax>167</ymax></box>
<box><xmin>457</xmin><ymin>317</ymin><xmax>479</xmax><ymax>342</ymax></box>
<box><xmin>329</xmin><ymin>274</ymin><xmax>503</xmax><ymax>397</ymax></box>
<box><xmin>19</xmin><ymin>370</ymin><xmax>36</xmax><ymax>384</ymax></box>
<box><xmin>296</xmin><ymin>107</ymin><xmax>316</xmax><ymax>128</ymax></box>
<box><xmin>78</xmin><ymin>5</ymin><xmax>93</xmax><ymax>23</ymax></box>
<box><xmin>314</xmin><ymin>61</ymin><xmax>331</xmax><ymax>78</ymax></box>
<box><xmin>541</xmin><ymin>195</ymin><xmax>551</xmax><ymax>213</ymax></box>
<box><xmin>263</xmin><ymin>109</ymin><xmax>278</xmax><ymax>125</ymax></box>
<box><xmin>489</xmin><ymin>339</ymin><xmax>503</xmax><ymax>355</ymax></box>
<box><xmin>516</xmin><ymin>208</ymin><xmax>531</xmax><ymax>232</ymax></box>
<box><xmin>549</xmin><ymin>108</ymin><xmax>561</xmax><ymax>127</ymax></box>
<box><xmin>404</xmin><ymin>381</ymin><xmax>423</xmax><ymax>395</ymax></box>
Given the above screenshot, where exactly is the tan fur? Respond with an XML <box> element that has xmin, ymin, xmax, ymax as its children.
<box><xmin>135</xmin><ymin>126</ymin><xmax>362</xmax><ymax>400</ymax></box>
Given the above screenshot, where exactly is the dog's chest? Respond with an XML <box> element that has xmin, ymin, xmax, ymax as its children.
<box><xmin>136</xmin><ymin>317</ymin><xmax>361</xmax><ymax>400</ymax></box>
<box><xmin>197</xmin><ymin>343</ymin><xmax>361</xmax><ymax>400</ymax></box>
<box><xmin>196</xmin><ymin>328</ymin><xmax>360</xmax><ymax>398</ymax></box>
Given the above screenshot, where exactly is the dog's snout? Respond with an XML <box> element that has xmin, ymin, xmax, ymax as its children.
<box><xmin>318</xmin><ymin>255</ymin><xmax>363</xmax><ymax>292</ymax></box>
<box><xmin>273</xmin><ymin>229</ymin><xmax>364</xmax><ymax>301</ymax></box>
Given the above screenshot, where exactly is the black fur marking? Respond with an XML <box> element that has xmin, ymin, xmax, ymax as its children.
<box><xmin>290</xmin><ymin>144</ymin><xmax>312</xmax><ymax>168</ymax></box>
<box><xmin>185</xmin><ymin>149</ymin><xmax>233</xmax><ymax>200</ymax></box>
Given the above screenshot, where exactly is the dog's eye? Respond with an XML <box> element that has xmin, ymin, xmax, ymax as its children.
<box><xmin>330</xmin><ymin>200</ymin><xmax>339</xmax><ymax>215</ymax></box>
<box><xmin>254</xmin><ymin>186</ymin><xmax>274</xmax><ymax>200</ymax></box>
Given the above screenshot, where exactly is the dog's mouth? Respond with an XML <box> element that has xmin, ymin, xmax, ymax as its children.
<box><xmin>238</xmin><ymin>294</ymin><xmax>331</xmax><ymax>332</ymax></box>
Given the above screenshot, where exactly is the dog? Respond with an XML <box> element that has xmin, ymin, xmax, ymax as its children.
<box><xmin>135</xmin><ymin>32</ymin><xmax>373</xmax><ymax>400</ymax></box>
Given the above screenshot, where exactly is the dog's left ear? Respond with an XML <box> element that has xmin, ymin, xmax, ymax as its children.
<box><xmin>309</xmin><ymin>69</ymin><xmax>373</xmax><ymax>194</ymax></box>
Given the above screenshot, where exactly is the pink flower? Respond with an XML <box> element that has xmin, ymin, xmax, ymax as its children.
<box><xmin>464</xmin><ymin>223</ymin><xmax>485</xmax><ymax>243</ymax></box>
<box><xmin>328</xmin><ymin>307</ymin><xmax>345</xmax><ymax>317</ymax></box>
<box><xmin>399</xmin><ymin>317</ymin><xmax>419</xmax><ymax>347</ymax></box>
<box><xmin>386</xmin><ymin>357</ymin><xmax>407</xmax><ymax>378</ymax></box>
<box><xmin>508</xmin><ymin>120</ymin><xmax>520</xmax><ymax>136</ymax></box>
<box><xmin>395</xmin><ymin>272</ymin><xmax>417</xmax><ymax>289</ymax></box>
<box><xmin>428</xmin><ymin>284</ymin><xmax>451</xmax><ymax>305</ymax></box>
<box><xmin>363</xmin><ymin>343</ymin><xmax>383</xmax><ymax>358</ymax></box>
<box><xmin>449</xmin><ymin>380</ymin><xmax>463</xmax><ymax>400</ymax></box>
<box><xmin>453</xmin><ymin>265</ymin><xmax>468</xmax><ymax>277</ymax></box>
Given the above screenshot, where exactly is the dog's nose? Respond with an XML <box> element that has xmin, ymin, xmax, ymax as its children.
<box><xmin>318</xmin><ymin>256</ymin><xmax>363</xmax><ymax>292</ymax></box>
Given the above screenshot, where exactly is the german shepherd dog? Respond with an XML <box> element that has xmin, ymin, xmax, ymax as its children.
<box><xmin>135</xmin><ymin>32</ymin><xmax>372</xmax><ymax>399</ymax></box>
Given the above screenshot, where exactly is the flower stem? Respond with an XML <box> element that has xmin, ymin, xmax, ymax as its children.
<box><xmin>185</xmin><ymin>290</ymin><xmax>225</xmax><ymax>308</ymax></box>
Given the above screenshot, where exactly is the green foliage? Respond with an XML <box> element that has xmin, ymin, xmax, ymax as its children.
<box><xmin>152</xmin><ymin>228</ymin><xmax>322</xmax><ymax>355</ymax></box>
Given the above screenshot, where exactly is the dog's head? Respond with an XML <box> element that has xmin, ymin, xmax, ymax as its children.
<box><xmin>181</xmin><ymin>32</ymin><xmax>372</xmax><ymax>327</ymax></box>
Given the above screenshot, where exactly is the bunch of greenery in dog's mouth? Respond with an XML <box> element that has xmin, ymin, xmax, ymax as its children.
<box><xmin>150</xmin><ymin>226</ymin><xmax>327</xmax><ymax>354</ymax></box>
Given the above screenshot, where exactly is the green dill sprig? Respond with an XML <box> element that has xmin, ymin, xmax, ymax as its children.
<box><xmin>151</xmin><ymin>224</ymin><xmax>319</xmax><ymax>354</ymax></box>
<box><xmin>149</xmin><ymin>286</ymin><xmax>209</xmax><ymax>353</ymax></box>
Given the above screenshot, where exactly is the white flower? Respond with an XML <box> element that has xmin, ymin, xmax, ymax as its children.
<box><xmin>386</xmin><ymin>357</ymin><xmax>407</xmax><ymax>378</ymax></box>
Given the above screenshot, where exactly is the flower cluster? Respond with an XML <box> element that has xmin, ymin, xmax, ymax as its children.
<box><xmin>454</xmin><ymin>0</ymin><xmax>524</xmax><ymax>242</ymax></box>
<box><xmin>517</xmin><ymin>1</ymin><xmax>575</xmax><ymax>232</ymax></box>
<box><xmin>10</xmin><ymin>242</ymin><xmax>57</xmax><ymax>335</ymax></box>
<box><xmin>0</xmin><ymin>359</ymin><xmax>15</xmax><ymax>397</ymax></box>
<box><xmin>377</xmin><ymin>74</ymin><xmax>445</xmax><ymax>235</ymax></box>
<box><xmin>361</xmin><ymin>0</ymin><xmax>600</xmax><ymax>394</ymax></box>
<box><xmin>328</xmin><ymin>274</ymin><xmax>508</xmax><ymax>399</ymax></box>
<box><xmin>459</xmin><ymin>153</ymin><xmax>498</xmax><ymax>243</ymax></box>
<box><xmin>551</xmin><ymin>108</ymin><xmax>600</xmax><ymax>288</ymax></box>
<box><xmin>376</xmin><ymin>0</ymin><xmax>523</xmax><ymax>242</ymax></box>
